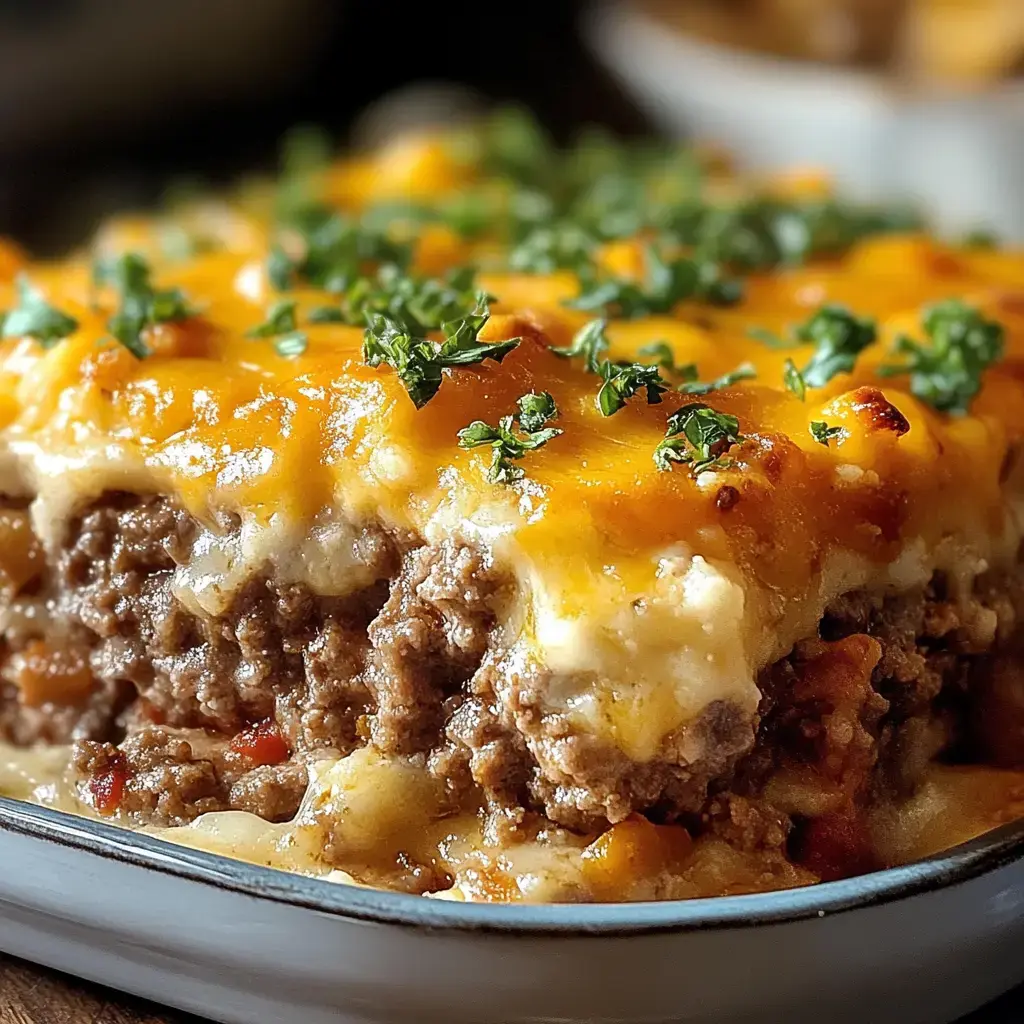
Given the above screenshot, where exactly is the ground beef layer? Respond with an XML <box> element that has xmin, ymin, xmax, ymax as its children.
<box><xmin>1</xmin><ymin>493</ymin><xmax>1023</xmax><ymax>887</ymax></box>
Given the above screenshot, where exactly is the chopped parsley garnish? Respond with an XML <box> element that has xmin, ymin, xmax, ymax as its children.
<box><xmin>597</xmin><ymin>361</ymin><xmax>670</xmax><ymax>416</ymax></box>
<box><xmin>274</xmin><ymin>333</ymin><xmax>308</xmax><ymax>358</ymax></box>
<box><xmin>275</xmin><ymin>124</ymin><xmax>334</xmax><ymax>225</ymax></box>
<box><xmin>566</xmin><ymin>245</ymin><xmax>741</xmax><ymax>319</ymax></box>
<box><xmin>677</xmin><ymin>363</ymin><xmax>756</xmax><ymax>396</ymax></box>
<box><xmin>269</xmin><ymin>205</ymin><xmax>410</xmax><ymax>293</ymax></box>
<box><xmin>326</xmin><ymin>264</ymin><xmax>480</xmax><ymax>333</ymax></box>
<box><xmin>363</xmin><ymin>295</ymin><xmax>518</xmax><ymax>408</ymax></box>
<box><xmin>746</xmin><ymin>326</ymin><xmax>790</xmax><ymax>350</ymax></box>
<box><xmin>246</xmin><ymin>299</ymin><xmax>299</xmax><ymax>338</ymax></box>
<box><xmin>516</xmin><ymin>390</ymin><xmax>558</xmax><ymax>433</ymax></box>
<box><xmin>551</xmin><ymin>318</ymin><xmax>609</xmax><ymax>373</ymax></box>
<box><xmin>662</xmin><ymin>197</ymin><xmax>917</xmax><ymax>272</ymax></box>
<box><xmin>810</xmin><ymin>421</ymin><xmax>848</xmax><ymax>447</ymax></box>
<box><xmin>748</xmin><ymin>305</ymin><xmax>877</xmax><ymax>389</ymax></box>
<box><xmin>551</xmin><ymin>318</ymin><xmax>672</xmax><ymax>416</ymax></box>
<box><xmin>306</xmin><ymin>305</ymin><xmax>347</xmax><ymax>324</ymax></box>
<box><xmin>2</xmin><ymin>276</ymin><xmax>78</xmax><ymax>347</ymax></box>
<box><xmin>553</xmin><ymin>320</ymin><xmax>752</xmax><ymax>414</ymax></box>
<box><xmin>246</xmin><ymin>299</ymin><xmax>308</xmax><ymax>357</ymax></box>
<box><xmin>482</xmin><ymin>106</ymin><xmax>554</xmax><ymax>187</ymax></box>
<box><xmin>637</xmin><ymin>340</ymin><xmax>699</xmax><ymax>380</ymax></box>
<box><xmin>508</xmin><ymin>223</ymin><xmax>596</xmax><ymax>274</ymax></box>
<box><xmin>654</xmin><ymin>403</ymin><xmax>744</xmax><ymax>474</ymax></box>
<box><xmin>782</xmin><ymin>358</ymin><xmax>806</xmax><ymax>400</ymax></box>
<box><xmin>877</xmin><ymin>299</ymin><xmax>1004</xmax><ymax>414</ymax></box>
<box><xmin>267</xmin><ymin>247</ymin><xmax>295</xmax><ymax>291</ymax></box>
<box><xmin>637</xmin><ymin>341</ymin><xmax>675</xmax><ymax>369</ymax></box>
<box><xmin>457</xmin><ymin>391</ymin><xmax>562</xmax><ymax>483</ymax></box>
<box><xmin>280</xmin><ymin>123</ymin><xmax>333</xmax><ymax>179</ymax></box>
<box><xmin>795</xmin><ymin>305</ymin><xmax>878</xmax><ymax>388</ymax></box>
<box><xmin>97</xmin><ymin>252</ymin><xmax>196</xmax><ymax>358</ymax></box>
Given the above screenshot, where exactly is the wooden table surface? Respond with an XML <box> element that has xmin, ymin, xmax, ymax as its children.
<box><xmin>1</xmin><ymin>955</ymin><xmax>1024</xmax><ymax>1024</ymax></box>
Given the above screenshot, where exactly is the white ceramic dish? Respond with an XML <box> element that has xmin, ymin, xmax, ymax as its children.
<box><xmin>583</xmin><ymin>2</ymin><xmax>1024</xmax><ymax>241</ymax></box>
<box><xmin>0</xmin><ymin>796</ymin><xmax>1022</xmax><ymax>1023</ymax></box>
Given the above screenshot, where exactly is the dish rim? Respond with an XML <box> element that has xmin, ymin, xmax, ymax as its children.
<box><xmin>1</xmin><ymin>794</ymin><xmax>1022</xmax><ymax>936</ymax></box>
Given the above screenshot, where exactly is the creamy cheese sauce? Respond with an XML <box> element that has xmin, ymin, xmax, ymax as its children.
<box><xmin>3</xmin><ymin>741</ymin><xmax>1022</xmax><ymax>902</ymax></box>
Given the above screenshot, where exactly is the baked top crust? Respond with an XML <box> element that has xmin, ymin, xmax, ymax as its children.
<box><xmin>0</xmin><ymin>118</ymin><xmax>1022</xmax><ymax>793</ymax></box>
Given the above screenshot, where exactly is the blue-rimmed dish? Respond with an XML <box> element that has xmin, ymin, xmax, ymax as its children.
<box><xmin>1</xmin><ymin>795</ymin><xmax>1022</xmax><ymax>1023</ymax></box>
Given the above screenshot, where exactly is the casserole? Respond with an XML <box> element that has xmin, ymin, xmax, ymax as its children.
<box><xmin>0</xmin><ymin>112</ymin><xmax>1023</xmax><ymax>912</ymax></box>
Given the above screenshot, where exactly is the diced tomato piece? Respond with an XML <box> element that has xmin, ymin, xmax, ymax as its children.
<box><xmin>795</xmin><ymin>811</ymin><xmax>877</xmax><ymax>882</ymax></box>
<box><xmin>90</xmin><ymin>755</ymin><xmax>127</xmax><ymax>815</ymax></box>
<box><xmin>230</xmin><ymin>719</ymin><xmax>289</xmax><ymax>766</ymax></box>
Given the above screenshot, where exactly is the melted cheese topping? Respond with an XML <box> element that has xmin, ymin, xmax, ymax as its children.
<box><xmin>1</xmin><ymin>135</ymin><xmax>1024</xmax><ymax>765</ymax></box>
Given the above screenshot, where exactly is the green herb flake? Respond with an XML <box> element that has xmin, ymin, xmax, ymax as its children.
<box><xmin>273</xmin><ymin>332</ymin><xmax>309</xmax><ymax>358</ymax></box>
<box><xmin>246</xmin><ymin>299</ymin><xmax>299</xmax><ymax>339</ymax></box>
<box><xmin>268</xmin><ymin>205</ymin><xmax>410</xmax><ymax>295</ymax></box>
<box><xmin>810</xmin><ymin>421</ymin><xmax>849</xmax><ymax>447</ymax></box>
<box><xmin>280</xmin><ymin>123</ymin><xmax>333</xmax><ymax>179</ymax></box>
<box><xmin>746</xmin><ymin>325</ymin><xmax>790</xmax><ymax>350</ymax></box>
<box><xmin>301</xmin><ymin>264</ymin><xmax>481</xmax><ymax>337</ymax></box>
<box><xmin>796</xmin><ymin>305</ymin><xmax>877</xmax><ymax>388</ymax></box>
<box><xmin>654</xmin><ymin>403</ymin><xmax>744</xmax><ymax>474</ymax></box>
<box><xmin>363</xmin><ymin>293</ymin><xmax>518</xmax><ymax>408</ymax></box>
<box><xmin>516</xmin><ymin>390</ymin><xmax>559</xmax><ymax>433</ymax></box>
<box><xmin>783</xmin><ymin>358</ymin><xmax>806</xmax><ymax>400</ymax></box>
<box><xmin>566</xmin><ymin>245</ymin><xmax>741</xmax><ymax>320</ymax></box>
<box><xmin>552</xmin><ymin>319</ymin><xmax>676</xmax><ymax>415</ymax></box>
<box><xmin>678</xmin><ymin>363</ymin><xmax>756</xmax><ymax>396</ymax></box>
<box><xmin>267</xmin><ymin>246</ymin><xmax>295</xmax><ymax>291</ymax></box>
<box><xmin>306</xmin><ymin>305</ymin><xmax>347</xmax><ymax>324</ymax></box>
<box><xmin>509</xmin><ymin>223</ymin><xmax>596</xmax><ymax>274</ymax></box>
<box><xmin>457</xmin><ymin>390</ymin><xmax>562</xmax><ymax>483</ymax></box>
<box><xmin>877</xmin><ymin>299</ymin><xmax>1004</xmax><ymax>414</ymax></box>
<box><xmin>551</xmin><ymin>318</ymin><xmax>610</xmax><ymax>373</ymax></box>
<box><xmin>2</xmin><ymin>275</ymin><xmax>79</xmax><ymax>347</ymax></box>
<box><xmin>637</xmin><ymin>341</ymin><xmax>675</xmax><ymax>368</ymax></box>
<box><xmin>637</xmin><ymin>340</ymin><xmax>698</xmax><ymax>381</ymax></box>
<box><xmin>597</xmin><ymin>362</ymin><xmax>670</xmax><ymax>416</ymax></box>
<box><xmin>97</xmin><ymin>252</ymin><xmax>196</xmax><ymax>359</ymax></box>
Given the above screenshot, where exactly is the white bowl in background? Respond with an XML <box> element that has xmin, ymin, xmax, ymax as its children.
<box><xmin>584</xmin><ymin>1</ymin><xmax>1024</xmax><ymax>240</ymax></box>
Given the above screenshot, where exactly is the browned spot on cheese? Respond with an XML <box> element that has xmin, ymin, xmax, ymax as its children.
<box><xmin>850</xmin><ymin>386</ymin><xmax>911</xmax><ymax>436</ymax></box>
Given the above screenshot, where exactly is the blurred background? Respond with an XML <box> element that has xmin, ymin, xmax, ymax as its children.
<box><xmin>1</xmin><ymin>0</ymin><xmax>1023</xmax><ymax>251</ymax></box>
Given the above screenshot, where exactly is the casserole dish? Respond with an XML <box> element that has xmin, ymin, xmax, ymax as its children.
<box><xmin>0</xmin><ymin>795</ymin><xmax>1022</xmax><ymax>1023</ymax></box>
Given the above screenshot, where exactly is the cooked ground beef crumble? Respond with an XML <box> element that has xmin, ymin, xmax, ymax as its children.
<box><xmin>2</xmin><ymin>493</ymin><xmax>1023</xmax><ymax>887</ymax></box>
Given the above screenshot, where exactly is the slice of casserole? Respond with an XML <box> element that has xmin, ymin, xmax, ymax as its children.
<box><xmin>1</xmin><ymin>116</ymin><xmax>1023</xmax><ymax>901</ymax></box>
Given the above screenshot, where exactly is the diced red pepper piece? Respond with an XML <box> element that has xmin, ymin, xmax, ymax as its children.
<box><xmin>89</xmin><ymin>755</ymin><xmax>127</xmax><ymax>815</ymax></box>
<box><xmin>230</xmin><ymin>719</ymin><xmax>289</xmax><ymax>766</ymax></box>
